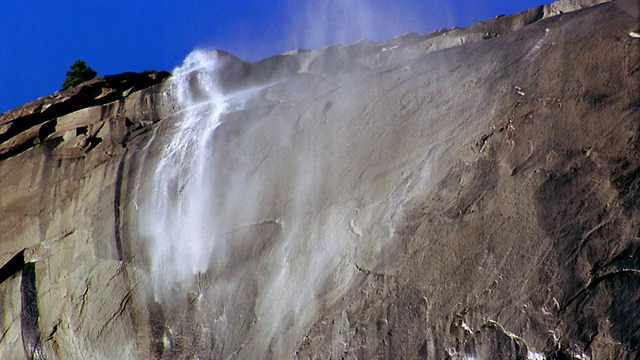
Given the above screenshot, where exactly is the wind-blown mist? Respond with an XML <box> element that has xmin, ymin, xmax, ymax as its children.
<box><xmin>136</xmin><ymin>49</ymin><xmax>377</xmax><ymax>355</ymax></box>
<box><xmin>288</xmin><ymin>0</ymin><xmax>434</xmax><ymax>49</ymax></box>
<box><xmin>133</xmin><ymin>2</ymin><xmax>448</xmax><ymax>356</ymax></box>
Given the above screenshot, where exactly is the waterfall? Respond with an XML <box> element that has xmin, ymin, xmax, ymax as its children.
<box><xmin>139</xmin><ymin>50</ymin><xmax>227</xmax><ymax>300</ymax></box>
<box><xmin>136</xmin><ymin>48</ymin><xmax>363</xmax><ymax>356</ymax></box>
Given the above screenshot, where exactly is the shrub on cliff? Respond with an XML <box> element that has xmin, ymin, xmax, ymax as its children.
<box><xmin>62</xmin><ymin>60</ymin><xmax>97</xmax><ymax>90</ymax></box>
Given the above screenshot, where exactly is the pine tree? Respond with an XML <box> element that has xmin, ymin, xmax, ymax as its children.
<box><xmin>62</xmin><ymin>60</ymin><xmax>97</xmax><ymax>90</ymax></box>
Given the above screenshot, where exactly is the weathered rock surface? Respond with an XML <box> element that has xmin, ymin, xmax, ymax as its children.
<box><xmin>0</xmin><ymin>71</ymin><xmax>170</xmax><ymax>160</ymax></box>
<box><xmin>1</xmin><ymin>0</ymin><xmax>638</xmax><ymax>359</ymax></box>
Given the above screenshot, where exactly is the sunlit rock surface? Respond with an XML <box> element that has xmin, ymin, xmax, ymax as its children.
<box><xmin>1</xmin><ymin>0</ymin><xmax>639</xmax><ymax>359</ymax></box>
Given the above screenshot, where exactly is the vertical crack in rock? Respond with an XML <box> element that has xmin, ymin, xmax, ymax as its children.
<box><xmin>114</xmin><ymin>151</ymin><xmax>128</xmax><ymax>261</ymax></box>
<box><xmin>95</xmin><ymin>286</ymin><xmax>135</xmax><ymax>340</ymax></box>
<box><xmin>20</xmin><ymin>262</ymin><xmax>42</xmax><ymax>360</ymax></box>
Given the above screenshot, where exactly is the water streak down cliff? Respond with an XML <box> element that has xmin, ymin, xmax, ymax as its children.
<box><xmin>1</xmin><ymin>0</ymin><xmax>639</xmax><ymax>358</ymax></box>
<box><xmin>138</xmin><ymin>51</ymin><xmax>228</xmax><ymax>300</ymax></box>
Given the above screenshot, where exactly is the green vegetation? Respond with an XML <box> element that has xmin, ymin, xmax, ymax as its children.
<box><xmin>62</xmin><ymin>60</ymin><xmax>97</xmax><ymax>90</ymax></box>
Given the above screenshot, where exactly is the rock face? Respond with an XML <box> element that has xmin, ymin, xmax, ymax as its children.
<box><xmin>1</xmin><ymin>0</ymin><xmax>638</xmax><ymax>359</ymax></box>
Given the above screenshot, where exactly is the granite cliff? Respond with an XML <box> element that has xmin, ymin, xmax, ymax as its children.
<box><xmin>1</xmin><ymin>0</ymin><xmax>639</xmax><ymax>359</ymax></box>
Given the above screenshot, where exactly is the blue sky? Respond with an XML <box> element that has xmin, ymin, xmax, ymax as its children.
<box><xmin>1</xmin><ymin>0</ymin><xmax>547</xmax><ymax>113</ymax></box>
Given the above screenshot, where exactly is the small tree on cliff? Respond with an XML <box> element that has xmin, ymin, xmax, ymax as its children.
<box><xmin>62</xmin><ymin>60</ymin><xmax>97</xmax><ymax>90</ymax></box>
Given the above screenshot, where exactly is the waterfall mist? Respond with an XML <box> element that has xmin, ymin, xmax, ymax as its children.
<box><xmin>138</xmin><ymin>50</ymin><xmax>227</xmax><ymax>299</ymax></box>
<box><xmin>133</xmin><ymin>3</ymin><xmax>436</xmax><ymax>357</ymax></box>
<box><xmin>135</xmin><ymin>49</ymin><xmax>377</xmax><ymax>356</ymax></box>
<box><xmin>288</xmin><ymin>0</ymin><xmax>431</xmax><ymax>50</ymax></box>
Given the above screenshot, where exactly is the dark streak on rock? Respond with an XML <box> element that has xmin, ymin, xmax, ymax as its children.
<box><xmin>21</xmin><ymin>262</ymin><xmax>42</xmax><ymax>360</ymax></box>
<box><xmin>114</xmin><ymin>152</ymin><xmax>127</xmax><ymax>261</ymax></box>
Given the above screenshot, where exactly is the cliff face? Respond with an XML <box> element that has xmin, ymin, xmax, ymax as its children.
<box><xmin>1</xmin><ymin>0</ymin><xmax>639</xmax><ymax>359</ymax></box>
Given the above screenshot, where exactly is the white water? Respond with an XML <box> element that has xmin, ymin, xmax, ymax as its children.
<box><xmin>134</xmin><ymin>0</ymin><xmax>429</xmax><ymax>330</ymax></box>
<box><xmin>135</xmin><ymin>47</ymin><xmax>397</xmax><ymax>357</ymax></box>
<box><xmin>139</xmin><ymin>50</ymin><xmax>227</xmax><ymax>299</ymax></box>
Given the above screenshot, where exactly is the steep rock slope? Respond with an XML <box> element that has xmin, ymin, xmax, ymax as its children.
<box><xmin>1</xmin><ymin>0</ymin><xmax>638</xmax><ymax>359</ymax></box>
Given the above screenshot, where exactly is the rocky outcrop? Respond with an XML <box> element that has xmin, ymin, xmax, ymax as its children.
<box><xmin>0</xmin><ymin>71</ymin><xmax>170</xmax><ymax>161</ymax></box>
<box><xmin>1</xmin><ymin>0</ymin><xmax>638</xmax><ymax>359</ymax></box>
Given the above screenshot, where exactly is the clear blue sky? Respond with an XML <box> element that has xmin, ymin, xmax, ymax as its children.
<box><xmin>0</xmin><ymin>0</ymin><xmax>548</xmax><ymax>113</ymax></box>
